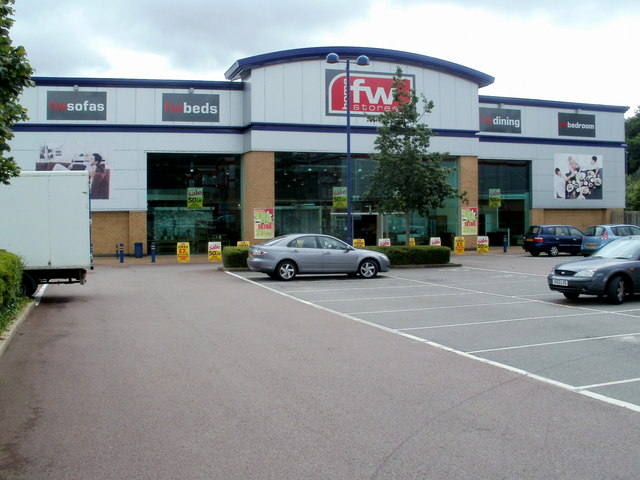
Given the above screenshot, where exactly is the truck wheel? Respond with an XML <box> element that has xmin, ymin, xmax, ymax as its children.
<box><xmin>21</xmin><ymin>273</ymin><xmax>38</xmax><ymax>298</ymax></box>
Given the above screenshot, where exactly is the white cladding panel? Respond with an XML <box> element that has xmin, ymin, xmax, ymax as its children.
<box><xmin>248</xmin><ymin>59</ymin><xmax>480</xmax><ymax>131</ymax></box>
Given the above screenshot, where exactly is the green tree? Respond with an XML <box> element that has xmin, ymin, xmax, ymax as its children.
<box><xmin>365</xmin><ymin>67</ymin><xmax>462</xmax><ymax>244</ymax></box>
<box><xmin>0</xmin><ymin>0</ymin><xmax>34</xmax><ymax>185</ymax></box>
<box><xmin>625</xmin><ymin>107</ymin><xmax>640</xmax><ymax>209</ymax></box>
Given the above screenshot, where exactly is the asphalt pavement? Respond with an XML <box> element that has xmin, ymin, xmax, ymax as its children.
<box><xmin>1</xmin><ymin>249</ymin><xmax>639</xmax><ymax>479</ymax></box>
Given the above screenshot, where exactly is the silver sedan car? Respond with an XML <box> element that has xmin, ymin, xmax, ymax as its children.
<box><xmin>247</xmin><ymin>234</ymin><xmax>390</xmax><ymax>281</ymax></box>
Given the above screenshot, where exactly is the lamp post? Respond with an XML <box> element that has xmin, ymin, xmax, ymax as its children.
<box><xmin>326</xmin><ymin>52</ymin><xmax>370</xmax><ymax>245</ymax></box>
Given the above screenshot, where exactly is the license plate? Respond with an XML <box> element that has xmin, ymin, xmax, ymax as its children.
<box><xmin>586</xmin><ymin>243</ymin><xmax>596</xmax><ymax>249</ymax></box>
<box><xmin>552</xmin><ymin>278</ymin><xmax>568</xmax><ymax>287</ymax></box>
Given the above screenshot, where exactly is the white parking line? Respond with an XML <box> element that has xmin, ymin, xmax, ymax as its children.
<box><xmin>468</xmin><ymin>332</ymin><xmax>640</xmax><ymax>354</ymax></box>
<box><xmin>577</xmin><ymin>377</ymin><xmax>640</xmax><ymax>390</ymax></box>
<box><xmin>228</xmin><ymin>270</ymin><xmax>640</xmax><ymax>413</ymax></box>
<box><xmin>348</xmin><ymin>299</ymin><xmax>536</xmax><ymax>315</ymax></box>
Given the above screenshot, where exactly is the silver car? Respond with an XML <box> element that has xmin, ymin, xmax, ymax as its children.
<box><xmin>247</xmin><ymin>234</ymin><xmax>390</xmax><ymax>281</ymax></box>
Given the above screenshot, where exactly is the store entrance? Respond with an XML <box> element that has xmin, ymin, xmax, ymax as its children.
<box><xmin>353</xmin><ymin>214</ymin><xmax>378</xmax><ymax>247</ymax></box>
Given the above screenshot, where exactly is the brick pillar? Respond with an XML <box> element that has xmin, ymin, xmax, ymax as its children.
<box><xmin>242</xmin><ymin>152</ymin><xmax>275</xmax><ymax>244</ymax></box>
<box><xmin>459</xmin><ymin>156</ymin><xmax>478</xmax><ymax>250</ymax></box>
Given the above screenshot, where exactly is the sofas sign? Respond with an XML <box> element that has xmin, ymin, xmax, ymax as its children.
<box><xmin>47</xmin><ymin>92</ymin><xmax>107</xmax><ymax>120</ymax></box>
<box><xmin>162</xmin><ymin>93</ymin><xmax>220</xmax><ymax>122</ymax></box>
<box><xmin>326</xmin><ymin>70</ymin><xmax>413</xmax><ymax>116</ymax></box>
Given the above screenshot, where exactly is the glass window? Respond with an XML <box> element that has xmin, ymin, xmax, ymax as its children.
<box><xmin>147</xmin><ymin>153</ymin><xmax>241</xmax><ymax>253</ymax></box>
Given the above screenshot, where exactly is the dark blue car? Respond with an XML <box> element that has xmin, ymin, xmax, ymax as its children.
<box><xmin>523</xmin><ymin>224</ymin><xmax>583</xmax><ymax>257</ymax></box>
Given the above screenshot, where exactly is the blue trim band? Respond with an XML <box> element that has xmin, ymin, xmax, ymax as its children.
<box><xmin>33</xmin><ymin>77</ymin><xmax>243</xmax><ymax>91</ymax></box>
<box><xmin>480</xmin><ymin>95</ymin><xmax>629</xmax><ymax>114</ymax></box>
<box><xmin>13</xmin><ymin>124</ymin><xmax>245</xmax><ymax>134</ymax></box>
<box><xmin>479</xmin><ymin>134</ymin><xmax>625</xmax><ymax>149</ymax></box>
<box><xmin>225</xmin><ymin>46</ymin><xmax>495</xmax><ymax>87</ymax></box>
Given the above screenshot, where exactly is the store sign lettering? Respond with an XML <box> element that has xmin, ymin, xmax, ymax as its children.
<box><xmin>47</xmin><ymin>91</ymin><xmax>107</xmax><ymax>120</ymax></box>
<box><xmin>326</xmin><ymin>70</ymin><xmax>413</xmax><ymax>116</ymax></box>
<box><xmin>558</xmin><ymin>112</ymin><xmax>596</xmax><ymax>137</ymax></box>
<box><xmin>162</xmin><ymin>93</ymin><xmax>220</xmax><ymax>122</ymax></box>
<box><xmin>479</xmin><ymin>107</ymin><xmax>521</xmax><ymax>133</ymax></box>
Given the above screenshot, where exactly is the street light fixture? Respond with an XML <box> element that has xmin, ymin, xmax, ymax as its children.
<box><xmin>326</xmin><ymin>52</ymin><xmax>370</xmax><ymax>245</ymax></box>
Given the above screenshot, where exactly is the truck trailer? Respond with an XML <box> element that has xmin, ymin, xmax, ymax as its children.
<box><xmin>0</xmin><ymin>170</ymin><xmax>93</xmax><ymax>297</ymax></box>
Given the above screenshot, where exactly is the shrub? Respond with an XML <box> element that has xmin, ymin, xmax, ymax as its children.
<box><xmin>222</xmin><ymin>246</ymin><xmax>249</xmax><ymax>268</ymax></box>
<box><xmin>361</xmin><ymin>245</ymin><xmax>451</xmax><ymax>265</ymax></box>
<box><xmin>0</xmin><ymin>249</ymin><xmax>26</xmax><ymax>334</ymax></box>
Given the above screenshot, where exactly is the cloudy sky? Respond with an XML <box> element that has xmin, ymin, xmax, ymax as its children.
<box><xmin>10</xmin><ymin>0</ymin><xmax>640</xmax><ymax>116</ymax></box>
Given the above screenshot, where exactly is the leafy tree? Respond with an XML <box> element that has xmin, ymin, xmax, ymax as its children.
<box><xmin>625</xmin><ymin>107</ymin><xmax>640</xmax><ymax>210</ymax></box>
<box><xmin>365</xmin><ymin>67</ymin><xmax>462</xmax><ymax>244</ymax></box>
<box><xmin>0</xmin><ymin>0</ymin><xmax>34</xmax><ymax>185</ymax></box>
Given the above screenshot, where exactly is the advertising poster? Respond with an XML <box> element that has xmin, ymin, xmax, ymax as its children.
<box><xmin>454</xmin><ymin>237</ymin><xmax>465</xmax><ymax>254</ymax></box>
<box><xmin>177</xmin><ymin>242</ymin><xmax>190</xmax><ymax>263</ymax></box>
<box><xmin>333</xmin><ymin>187</ymin><xmax>347</xmax><ymax>209</ymax></box>
<box><xmin>353</xmin><ymin>238</ymin><xmax>365</xmax><ymax>247</ymax></box>
<box><xmin>477</xmin><ymin>236</ymin><xmax>489</xmax><ymax>254</ymax></box>
<box><xmin>553</xmin><ymin>154</ymin><xmax>603</xmax><ymax>200</ymax></box>
<box><xmin>429</xmin><ymin>237</ymin><xmax>442</xmax><ymax>246</ymax></box>
<box><xmin>208</xmin><ymin>242</ymin><xmax>222</xmax><ymax>263</ymax></box>
<box><xmin>461</xmin><ymin>207</ymin><xmax>478</xmax><ymax>235</ymax></box>
<box><xmin>187</xmin><ymin>187</ymin><xmax>204</xmax><ymax>209</ymax></box>
<box><xmin>378</xmin><ymin>238</ymin><xmax>391</xmax><ymax>246</ymax></box>
<box><xmin>488</xmin><ymin>188</ymin><xmax>502</xmax><ymax>208</ymax></box>
<box><xmin>37</xmin><ymin>143</ymin><xmax>112</xmax><ymax>200</ymax></box>
<box><xmin>254</xmin><ymin>208</ymin><xmax>275</xmax><ymax>239</ymax></box>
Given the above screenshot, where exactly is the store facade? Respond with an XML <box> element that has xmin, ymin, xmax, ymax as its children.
<box><xmin>10</xmin><ymin>47</ymin><xmax>628</xmax><ymax>254</ymax></box>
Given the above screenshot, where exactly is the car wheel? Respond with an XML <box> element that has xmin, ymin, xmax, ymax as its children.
<box><xmin>606</xmin><ymin>276</ymin><xmax>626</xmax><ymax>305</ymax></box>
<box><xmin>358</xmin><ymin>259</ymin><xmax>379</xmax><ymax>279</ymax></box>
<box><xmin>530</xmin><ymin>251</ymin><xmax>540</xmax><ymax>257</ymax></box>
<box><xmin>275</xmin><ymin>261</ymin><xmax>297</xmax><ymax>281</ymax></box>
<box><xmin>20</xmin><ymin>273</ymin><xmax>38</xmax><ymax>298</ymax></box>
<box><xmin>548</xmin><ymin>246</ymin><xmax>559</xmax><ymax>256</ymax></box>
<box><xmin>563</xmin><ymin>292</ymin><xmax>580</xmax><ymax>300</ymax></box>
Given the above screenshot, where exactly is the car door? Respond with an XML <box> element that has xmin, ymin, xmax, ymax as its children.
<box><xmin>318</xmin><ymin>236</ymin><xmax>359</xmax><ymax>272</ymax></box>
<box><xmin>286</xmin><ymin>236</ymin><xmax>323</xmax><ymax>272</ymax></box>
<box><xmin>567</xmin><ymin>226</ymin><xmax>584</xmax><ymax>253</ymax></box>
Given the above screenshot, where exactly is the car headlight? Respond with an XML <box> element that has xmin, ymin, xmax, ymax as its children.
<box><xmin>575</xmin><ymin>268</ymin><xmax>597</xmax><ymax>278</ymax></box>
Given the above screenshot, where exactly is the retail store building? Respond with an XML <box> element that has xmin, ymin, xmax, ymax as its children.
<box><xmin>9</xmin><ymin>47</ymin><xmax>629</xmax><ymax>254</ymax></box>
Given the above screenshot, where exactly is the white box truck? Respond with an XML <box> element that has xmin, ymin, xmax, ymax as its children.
<box><xmin>0</xmin><ymin>170</ymin><xmax>93</xmax><ymax>296</ymax></box>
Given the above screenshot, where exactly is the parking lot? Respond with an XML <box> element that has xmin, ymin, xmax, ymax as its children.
<box><xmin>232</xmin><ymin>252</ymin><xmax>640</xmax><ymax>412</ymax></box>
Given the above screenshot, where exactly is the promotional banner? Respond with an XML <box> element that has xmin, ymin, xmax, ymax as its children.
<box><xmin>333</xmin><ymin>186</ymin><xmax>347</xmax><ymax>209</ymax></box>
<box><xmin>479</xmin><ymin>107</ymin><xmax>521</xmax><ymax>134</ymax></box>
<box><xmin>326</xmin><ymin>70</ymin><xmax>414</xmax><ymax>116</ymax></box>
<box><xmin>254</xmin><ymin>208</ymin><xmax>275</xmax><ymax>239</ymax></box>
<box><xmin>162</xmin><ymin>93</ymin><xmax>220</xmax><ymax>122</ymax></box>
<box><xmin>208</xmin><ymin>241</ymin><xmax>222</xmax><ymax>262</ymax></box>
<box><xmin>47</xmin><ymin>91</ymin><xmax>107</xmax><ymax>120</ymax></box>
<box><xmin>554</xmin><ymin>154</ymin><xmax>603</xmax><ymax>200</ymax></box>
<box><xmin>177</xmin><ymin>242</ymin><xmax>190</xmax><ymax>263</ymax></box>
<box><xmin>488</xmin><ymin>189</ymin><xmax>502</xmax><ymax>208</ymax></box>
<box><xmin>187</xmin><ymin>188</ymin><xmax>204</xmax><ymax>209</ymax></box>
<box><xmin>461</xmin><ymin>207</ymin><xmax>478</xmax><ymax>235</ymax></box>
<box><xmin>477</xmin><ymin>236</ymin><xmax>489</xmax><ymax>254</ymax></box>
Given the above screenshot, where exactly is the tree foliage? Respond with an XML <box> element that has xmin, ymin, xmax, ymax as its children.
<box><xmin>625</xmin><ymin>107</ymin><xmax>640</xmax><ymax>210</ymax></box>
<box><xmin>365</xmin><ymin>67</ymin><xmax>462</xmax><ymax>244</ymax></box>
<box><xmin>0</xmin><ymin>0</ymin><xmax>34</xmax><ymax>185</ymax></box>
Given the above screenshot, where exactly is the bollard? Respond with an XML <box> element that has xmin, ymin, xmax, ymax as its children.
<box><xmin>503</xmin><ymin>234</ymin><xmax>508</xmax><ymax>253</ymax></box>
<box><xmin>118</xmin><ymin>243</ymin><xmax>125</xmax><ymax>263</ymax></box>
<box><xmin>150</xmin><ymin>241</ymin><xmax>156</xmax><ymax>263</ymax></box>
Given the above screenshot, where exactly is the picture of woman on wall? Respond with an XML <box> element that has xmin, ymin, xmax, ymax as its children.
<box><xmin>90</xmin><ymin>153</ymin><xmax>110</xmax><ymax>200</ymax></box>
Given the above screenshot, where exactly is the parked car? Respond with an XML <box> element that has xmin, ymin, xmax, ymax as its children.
<box><xmin>522</xmin><ymin>225</ymin><xmax>583</xmax><ymax>257</ymax></box>
<box><xmin>548</xmin><ymin>236</ymin><xmax>640</xmax><ymax>304</ymax></box>
<box><xmin>581</xmin><ymin>224</ymin><xmax>640</xmax><ymax>255</ymax></box>
<box><xmin>247</xmin><ymin>233</ymin><xmax>391</xmax><ymax>281</ymax></box>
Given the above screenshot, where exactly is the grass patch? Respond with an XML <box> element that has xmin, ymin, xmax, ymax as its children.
<box><xmin>0</xmin><ymin>296</ymin><xmax>30</xmax><ymax>336</ymax></box>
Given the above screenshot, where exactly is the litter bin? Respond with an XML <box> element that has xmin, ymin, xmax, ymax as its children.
<box><xmin>134</xmin><ymin>242</ymin><xmax>143</xmax><ymax>258</ymax></box>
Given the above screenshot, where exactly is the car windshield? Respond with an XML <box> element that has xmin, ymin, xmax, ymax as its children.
<box><xmin>592</xmin><ymin>239</ymin><xmax>640</xmax><ymax>259</ymax></box>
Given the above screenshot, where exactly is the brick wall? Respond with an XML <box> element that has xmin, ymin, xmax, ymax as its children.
<box><xmin>241</xmin><ymin>152</ymin><xmax>275</xmax><ymax>244</ymax></box>
<box><xmin>92</xmin><ymin>211</ymin><xmax>147</xmax><ymax>255</ymax></box>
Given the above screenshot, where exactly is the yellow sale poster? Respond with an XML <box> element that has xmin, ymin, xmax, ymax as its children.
<box><xmin>454</xmin><ymin>236</ymin><xmax>465</xmax><ymax>254</ymax></box>
<box><xmin>177</xmin><ymin>242</ymin><xmax>190</xmax><ymax>262</ymax></box>
<box><xmin>208</xmin><ymin>241</ymin><xmax>222</xmax><ymax>262</ymax></box>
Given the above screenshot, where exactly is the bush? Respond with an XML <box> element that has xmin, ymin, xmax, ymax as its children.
<box><xmin>0</xmin><ymin>249</ymin><xmax>25</xmax><ymax>334</ymax></box>
<box><xmin>222</xmin><ymin>246</ymin><xmax>249</xmax><ymax>268</ymax></box>
<box><xmin>361</xmin><ymin>245</ymin><xmax>451</xmax><ymax>265</ymax></box>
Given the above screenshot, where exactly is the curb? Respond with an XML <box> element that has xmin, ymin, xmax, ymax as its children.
<box><xmin>0</xmin><ymin>300</ymin><xmax>36</xmax><ymax>359</ymax></box>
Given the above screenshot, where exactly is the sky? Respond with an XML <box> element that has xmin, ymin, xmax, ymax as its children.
<box><xmin>10</xmin><ymin>0</ymin><xmax>640</xmax><ymax>117</ymax></box>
